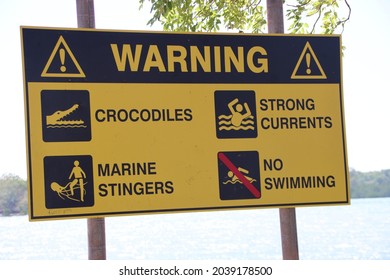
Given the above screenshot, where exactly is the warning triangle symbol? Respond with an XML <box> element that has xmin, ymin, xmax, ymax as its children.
<box><xmin>291</xmin><ymin>41</ymin><xmax>326</xmax><ymax>79</ymax></box>
<box><xmin>41</xmin><ymin>36</ymin><xmax>86</xmax><ymax>78</ymax></box>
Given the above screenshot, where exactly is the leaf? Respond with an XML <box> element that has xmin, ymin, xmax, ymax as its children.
<box><xmin>139</xmin><ymin>0</ymin><xmax>351</xmax><ymax>35</ymax></box>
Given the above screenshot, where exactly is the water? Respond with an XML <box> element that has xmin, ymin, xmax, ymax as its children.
<box><xmin>1</xmin><ymin>198</ymin><xmax>389</xmax><ymax>260</ymax></box>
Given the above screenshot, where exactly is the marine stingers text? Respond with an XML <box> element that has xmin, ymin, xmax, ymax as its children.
<box><xmin>97</xmin><ymin>161</ymin><xmax>174</xmax><ymax>197</ymax></box>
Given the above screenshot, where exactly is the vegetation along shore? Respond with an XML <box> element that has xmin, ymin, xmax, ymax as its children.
<box><xmin>1</xmin><ymin>169</ymin><xmax>389</xmax><ymax>216</ymax></box>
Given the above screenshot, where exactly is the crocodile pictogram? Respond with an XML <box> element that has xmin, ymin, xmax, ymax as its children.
<box><xmin>46</xmin><ymin>104</ymin><xmax>86</xmax><ymax>128</ymax></box>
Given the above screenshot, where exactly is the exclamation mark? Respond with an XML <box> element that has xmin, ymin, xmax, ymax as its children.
<box><xmin>59</xmin><ymin>48</ymin><xmax>66</xmax><ymax>73</ymax></box>
<box><xmin>305</xmin><ymin>52</ymin><xmax>311</xmax><ymax>74</ymax></box>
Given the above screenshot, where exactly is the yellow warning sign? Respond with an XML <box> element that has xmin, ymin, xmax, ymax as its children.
<box><xmin>41</xmin><ymin>36</ymin><xmax>85</xmax><ymax>78</ymax></box>
<box><xmin>21</xmin><ymin>27</ymin><xmax>348</xmax><ymax>221</ymax></box>
<box><xmin>291</xmin><ymin>41</ymin><xmax>327</xmax><ymax>79</ymax></box>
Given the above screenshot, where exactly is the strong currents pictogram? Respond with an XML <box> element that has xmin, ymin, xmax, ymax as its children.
<box><xmin>217</xmin><ymin>98</ymin><xmax>255</xmax><ymax>131</ymax></box>
<box><xmin>214</xmin><ymin>90</ymin><xmax>257</xmax><ymax>139</ymax></box>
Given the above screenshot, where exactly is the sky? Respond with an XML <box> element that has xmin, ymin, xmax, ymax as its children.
<box><xmin>0</xmin><ymin>0</ymin><xmax>389</xmax><ymax>179</ymax></box>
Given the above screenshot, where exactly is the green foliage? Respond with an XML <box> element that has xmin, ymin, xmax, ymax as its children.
<box><xmin>139</xmin><ymin>0</ymin><xmax>351</xmax><ymax>34</ymax></box>
<box><xmin>349</xmin><ymin>169</ymin><xmax>390</xmax><ymax>199</ymax></box>
<box><xmin>286</xmin><ymin>0</ymin><xmax>351</xmax><ymax>34</ymax></box>
<box><xmin>140</xmin><ymin>0</ymin><xmax>267</xmax><ymax>32</ymax></box>
<box><xmin>0</xmin><ymin>174</ymin><xmax>28</xmax><ymax>216</ymax></box>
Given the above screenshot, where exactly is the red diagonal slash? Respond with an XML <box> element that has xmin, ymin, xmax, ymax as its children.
<box><xmin>218</xmin><ymin>152</ymin><xmax>261</xmax><ymax>198</ymax></box>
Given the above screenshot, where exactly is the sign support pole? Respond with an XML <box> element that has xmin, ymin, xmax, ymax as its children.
<box><xmin>266</xmin><ymin>0</ymin><xmax>300</xmax><ymax>260</ymax></box>
<box><xmin>76</xmin><ymin>0</ymin><xmax>107</xmax><ymax>260</ymax></box>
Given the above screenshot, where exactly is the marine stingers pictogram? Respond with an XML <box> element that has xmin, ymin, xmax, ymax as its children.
<box><xmin>44</xmin><ymin>155</ymin><xmax>94</xmax><ymax>209</ymax></box>
<box><xmin>50</xmin><ymin>160</ymin><xmax>87</xmax><ymax>202</ymax></box>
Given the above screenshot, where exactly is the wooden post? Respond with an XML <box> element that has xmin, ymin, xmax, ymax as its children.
<box><xmin>279</xmin><ymin>208</ymin><xmax>299</xmax><ymax>259</ymax></box>
<box><xmin>267</xmin><ymin>0</ymin><xmax>284</xmax><ymax>34</ymax></box>
<box><xmin>87</xmin><ymin>217</ymin><xmax>106</xmax><ymax>260</ymax></box>
<box><xmin>76</xmin><ymin>0</ymin><xmax>106</xmax><ymax>260</ymax></box>
<box><xmin>76</xmin><ymin>0</ymin><xmax>95</xmax><ymax>28</ymax></box>
<box><xmin>266</xmin><ymin>0</ymin><xmax>299</xmax><ymax>260</ymax></box>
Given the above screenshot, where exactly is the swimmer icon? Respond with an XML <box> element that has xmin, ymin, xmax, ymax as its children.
<box><xmin>214</xmin><ymin>90</ymin><xmax>257</xmax><ymax>139</ymax></box>
<box><xmin>217</xmin><ymin>151</ymin><xmax>261</xmax><ymax>200</ymax></box>
<box><xmin>44</xmin><ymin>155</ymin><xmax>94</xmax><ymax>209</ymax></box>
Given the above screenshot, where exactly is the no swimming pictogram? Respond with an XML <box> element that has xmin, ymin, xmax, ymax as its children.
<box><xmin>217</xmin><ymin>151</ymin><xmax>261</xmax><ymax>200</ymax></box>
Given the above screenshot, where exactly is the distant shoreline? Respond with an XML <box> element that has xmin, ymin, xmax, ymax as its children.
<box><xmin>1</xmin><ymin>170</ymin><xmax>390</xmax><ymax>217</ymax></box>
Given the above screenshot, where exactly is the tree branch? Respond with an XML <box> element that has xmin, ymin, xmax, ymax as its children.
<box><xmin>310</xmin><ymin>3</ymin><xmax>322</xmax><ymax>34</ymax></box>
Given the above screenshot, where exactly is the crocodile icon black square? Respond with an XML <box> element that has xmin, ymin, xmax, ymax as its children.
<box><xmin>41</xmin><ymin>90</ymin><xmax>91</xmax><ymax>142</ymax></box>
